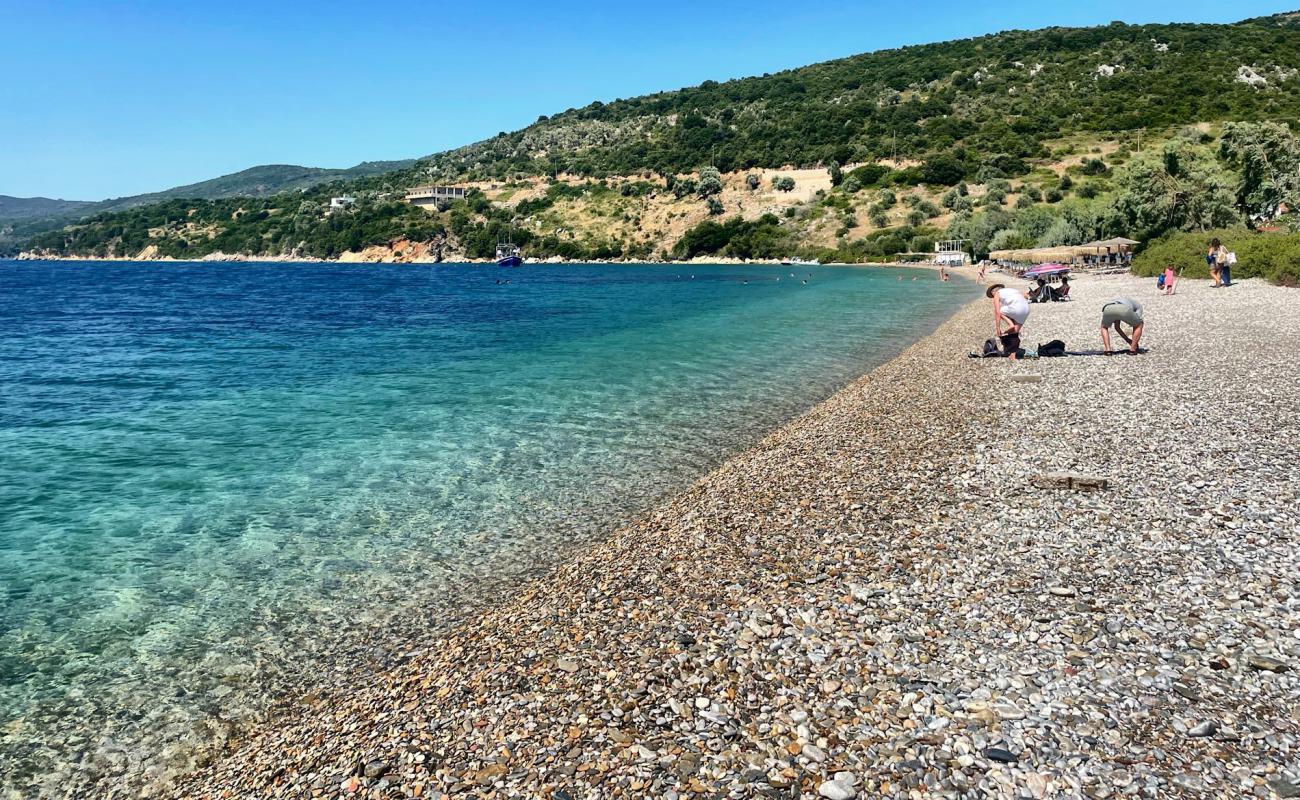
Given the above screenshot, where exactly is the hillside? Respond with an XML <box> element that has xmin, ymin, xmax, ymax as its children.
<box><xmin>0</xmin><ymin>159</ymin><xmax>415</xmax><ymax>254</ymax></box>
<box><xmin>18</xmin><ymin>13</ymin><xmax>1300</xmax><ymax>267</ymax></box>
<box><xmin>88</xmin><ymin>160</ymin><xmax>417</xmax><ymax>212</ymax></box>
<box><xmin>0</xmin><ymin>195</ymin><xmax>96</xmax><ymax>220</ymax></box>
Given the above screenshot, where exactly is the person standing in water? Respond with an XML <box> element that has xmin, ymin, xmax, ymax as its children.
<box><xmin>987</xmin><ymin>283</ymin><xmax>1029</xmax><ymax>359</ymax></box>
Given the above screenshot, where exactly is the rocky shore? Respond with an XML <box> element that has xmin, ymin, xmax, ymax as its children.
<box><xmin>157</xmin><ymin>274</ymin><xmax>1299</xmax><ymax>799</ymax></box>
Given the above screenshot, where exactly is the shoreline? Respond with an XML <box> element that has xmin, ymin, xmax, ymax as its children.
<box><xmin>25</xmin><ymin>274</ymin><xmax>1300</xmax><ymax>798</ymax></box>
<box><xmin>1</xmin><ymin>269</ymin><xmax>974</xmax><ymax>800</ymax></box>
<box><xmin>165</xmin><ymin>273</ymin><xmax>1297</xmax><ymax>799</ymax></box>
<box><xmin>6</xmin><ymin>253</ymin><xmax>956</xmax><ymax>270</ymax></box>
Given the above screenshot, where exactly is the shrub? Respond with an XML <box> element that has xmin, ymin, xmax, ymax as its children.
<box><xmin>841</xmin><ymin>176</ymin><xmax>862</xmax><ymax>194</ymax></box>
<box><xmin>921</xmin><ymin>153</ymin><xmax>967</xmax><ymax>186</ymax></box>
<box><xmin>697</xmin><ymin>166</ymin><xmax>723</xmax><ymax>197</ymax></box>
<box><xmin>1131</xmin><ymin>228</ymin><xmax>1300</xmax><ymax>285</ymax></box>
<box><xmin>1081</xmin><ymin>158</ymin><xmax>1107</xmax><ymax>175</ymax></box>
<box><xmin>848</xmin><ymin>163</ymin><xmax>889</xmax><ymax>187</ymax></box>
<box><xmin>745</xmin><ymin>173</ymin><xmax>761</xmax><ymax>191</ymax></box>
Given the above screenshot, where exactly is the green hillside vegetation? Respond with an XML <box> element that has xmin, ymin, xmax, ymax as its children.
<box><xmin>0</xmin><ymin>160</ymin><xmax>415</xmax><ymax>254</ymax></box>
<box><xmin>17</xmin><ymin>13</ymin><xmax>1300</xmax><ymax>275</ymax></box>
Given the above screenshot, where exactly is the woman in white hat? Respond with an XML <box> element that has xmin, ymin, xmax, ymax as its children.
<box><xmin>987</xmin><ymin>283</ymin><xmax>1029</xmax><ymax>359</ymax></box>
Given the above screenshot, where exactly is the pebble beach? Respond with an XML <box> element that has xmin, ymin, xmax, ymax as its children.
<box><xmin>159</xmin><ymin>273</ymin><xmax>1299</xmax><ymax>800</ymax></box>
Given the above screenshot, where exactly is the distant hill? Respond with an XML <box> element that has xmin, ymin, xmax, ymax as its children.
<box><xmin>0</xmin><ymin>195</ymin><xmax>96</xmax><ymax>220</ymax></box>
<box><xmin>0</xmin><ymin>159</ymin><xmax>416</xmax><ymax>253</ymax></box>
<box><xmin>18</xmin><ymin>12</ymin><xmax>1300</xmax><ymax>265</ymax></box>
<box><xmin>88</xmin><ymin>160</ymin><xmax>417</xmax><ymax>214</ymax></box>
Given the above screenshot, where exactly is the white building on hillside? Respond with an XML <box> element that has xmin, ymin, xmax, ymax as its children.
<box><xmin>406</xmin><ymin>186</ymin><xmax>468</xmax><ymax>209</ymax></box>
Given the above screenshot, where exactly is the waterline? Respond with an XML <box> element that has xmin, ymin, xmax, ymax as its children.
<box><xmin>0</xmin><ymin>260</ymin><xmax>977</xmax><ymax>793</ymax></box>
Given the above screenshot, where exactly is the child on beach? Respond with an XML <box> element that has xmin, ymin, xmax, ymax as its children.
<box><xmin>1163</xmin><ymin>265</ymin><xmax>1176</xmax><ymax>295</ymax></box>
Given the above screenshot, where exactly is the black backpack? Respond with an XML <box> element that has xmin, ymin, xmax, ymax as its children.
<box><xmin>1038</xmin><ymin>339</ymin><xmax>1066</xmax><ymax>357</ymax></box>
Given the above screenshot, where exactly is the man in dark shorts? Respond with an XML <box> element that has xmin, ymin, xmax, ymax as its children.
<box><xmin>1099</xmin><ymin>297</ymin><xmax>1145</xmax><ymax>354</ymax></box>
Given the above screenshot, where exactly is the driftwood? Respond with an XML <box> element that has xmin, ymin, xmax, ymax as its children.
<box><xmin>1032</xmin><ymin>472</ymin><xmax>1110</xmax><ymax>491</ymax></box>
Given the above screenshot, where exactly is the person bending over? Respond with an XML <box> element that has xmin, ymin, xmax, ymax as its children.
<box><xmin>988</xmin><ymin>283</ymin><xmax>1029</xmax><ymax>359</ymax></box>
<box><xmin>1099</xmin><ymin>297</ymin><xmax>1145</xmax><ymax>354</ymax></box>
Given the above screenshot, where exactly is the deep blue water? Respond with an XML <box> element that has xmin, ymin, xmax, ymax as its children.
<box><xmin>0</xmin><ymin>260</ymin><xmax>975</xmax><ymax>787</ymax></box>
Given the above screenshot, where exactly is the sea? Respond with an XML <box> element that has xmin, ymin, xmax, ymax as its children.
<box><xmin>0</xmin><ymin>260</ymin><xmax>977</xmax><ymax>792</ymax></box>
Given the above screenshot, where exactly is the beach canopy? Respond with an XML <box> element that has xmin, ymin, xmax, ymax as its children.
<box><xmin>1079</xmin><ymin>237</ymin><xmax>1141</xmax><ymax>249</ymax></box>
<box><xmin>1022</xmin><ymin>263</ymin><xmax>1071</xmax><ymax>277</ymax></box>
<box><xmin>988</xmin><ymin>246</ymin><xmax>1079</xmax><ymax>264</ymax></box>
<box><xmin>990</xmin><ymin>236</ymin><xmax>1142</xmax><ymax>264</ymax></box>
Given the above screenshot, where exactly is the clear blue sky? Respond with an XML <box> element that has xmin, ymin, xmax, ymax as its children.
<box><xmin>1</xmin><ymin>0</ymin><xmax>1291</xmax><ymax>200</ymax></box>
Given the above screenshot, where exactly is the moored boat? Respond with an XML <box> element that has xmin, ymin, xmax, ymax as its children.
<box><xmin>496</xmin><ymin>241</ymin><xmax>523</xmax><ymax>267</ymax></box>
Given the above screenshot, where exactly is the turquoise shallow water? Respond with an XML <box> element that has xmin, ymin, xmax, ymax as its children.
<box><xmin>0</xmin><ymin>260</ymin><xmax>976</xmax><ymax>790</ymax></box>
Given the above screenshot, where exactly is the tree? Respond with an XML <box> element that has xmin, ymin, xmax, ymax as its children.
<box><xmin>774</xmin><ymin>176</ymin><xmax>796</xmax><ymax>192</ymax></box>
<box><xmin>745</xmin><ymin>173</ymin><xmax>761</xmax><ymax>191</ymax></box>
<box><xmin>828</xmin><ymin>160</ymin><xmax>843</xmax><ymax>186</ymax></box>
<box><xmin>697</xmin><ymin>166</ymin><xmax>723</xmax><ymax>197</ymax></box>
<box><xmin>706</xmin><ymin>197</ymin><xmax>725</xmax><ymax>215</ymax></box>
<box><xmin>1114</xmin><ymin>142</ymin><xmax>1238</xmax><ymax>239</ymax></box>
<box><xmin>1036</xmin><ymin>217</ymin><xmax>1084</xmax><ymax>247</ymax></box>
<box><xmin>1218</xmin><ymin>121</ymin><xmax>1300</xmax><ymax>226</ymax></box>
<box><xmin>921</xmin><ymin>153</ymin><xmax>967</xmax><ymax>186</ymax></box>
<box><xmin>848</xmin><ymin>164</ymin><xmax>889</xmax><ymax>187</ymax></box>
<box><xmin>989</xmin><ymin>228</ymin><xmax>1033</xmax><ymax>251</ymax></box>
<box><xmin>1081</xmin><ymin>157</ymin><xmax>1107</xmax><ymax>175</ymax></box>
<box><xmin>673</xmin><ymin>177</ymin><xmax>698</xmax><ymax>199</ymax></box>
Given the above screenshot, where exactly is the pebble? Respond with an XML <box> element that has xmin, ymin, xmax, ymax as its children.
<box><xmin>122</xmin><ymin>275</ymin><xmax>1300</xmax><ymax>800</ymax></box>
<box><xmin>1187</xmin><ymin>720</ymin><xmax>1218</xmax><ymax>737</ymax></box>
<box><xmin>984</xmin><ymin>747</ymin><xmax>1018</xmax><ymax>763</ymax></box>
<box><xmin>818</xmin><ymin>779</ymin><xmax>857</xmax><ymax>799</ymax></box>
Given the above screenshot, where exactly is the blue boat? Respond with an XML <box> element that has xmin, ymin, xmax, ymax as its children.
<box><xmin>496</xmin><ymin>241</ymin><xmax>523</xmax><ymax>267</ymax></box>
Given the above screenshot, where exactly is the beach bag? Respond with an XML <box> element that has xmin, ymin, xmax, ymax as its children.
<box><xmin>982</xmin><ymin>338</ymin><xmax>1000</xmax><ymax>357</ymax></box>
<box><xmin>1038</xmin><ymin>339</ymin><xmax>1067</xmax><ymax>357</ymax></box>
<box><xmin>1227</xmin><ymin>251</ymin><xmax>1238</xmax><ymax>265</ymax></box>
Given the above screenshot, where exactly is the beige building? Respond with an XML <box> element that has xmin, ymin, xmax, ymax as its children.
<box><xmin>406</xmin><ymin>186</ymin><xmax>468</xmax><ymax>209</ymax></box>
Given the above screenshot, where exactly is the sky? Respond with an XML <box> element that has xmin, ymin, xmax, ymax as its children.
<box><xmin>0</xmin><ymin>0</ymin><xmax>1292</xmax><ymax>200</ymax></box>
